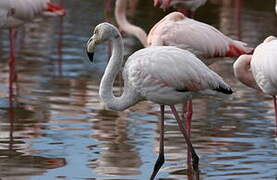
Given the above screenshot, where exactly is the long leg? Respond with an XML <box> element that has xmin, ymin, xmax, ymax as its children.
<box><xmin>186</xmin><ymin>100</ymin><xmax>193</xmax><ymax>170</ymax></box>
<box><xmin>273</xmin><ymin>96</ymin><xmax>277</xmax><ymax>136</ymax></box>
<box><xmin>186</xmin><ymin>100</ymin><xmax>193</xmax><ymax>137</ymax></box>
<box><xmin>150</xmin><ymin>105</ymin><xmax>165</xmax><ymax>180</ymax></box>
<box><xmin>8</xmin><ymin>29</ymin><xmax>17</xmax><ymax>96</ymax></box>
<box><xmin>182</xmin><ymin>101</ymin><xmax>193</xmax><ymax>170</ymax></box>
<box><xmin>170</xmin><ymin>105</ymin><xmax>199</xmax><ymax>171</ymax></box>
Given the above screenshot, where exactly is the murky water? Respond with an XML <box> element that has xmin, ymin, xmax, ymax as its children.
<box><xmin>0</xmin><ymin>0</ymin><xmax>277</xmax><ymax>179</ymax></box>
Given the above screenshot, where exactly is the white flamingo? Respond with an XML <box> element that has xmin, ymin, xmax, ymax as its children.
<box><xmin>86</xmin><ymin>22</ymin><xmax>233</xmax><ymax>179</ymax></box>
<box><xmin>0</xmin><ymin>0</ymin><xmax>65</xmax><ymax>92</ymax></box>
<box><xmin>153</xmin><ymin>0</ymin><xmax>207</xmax><ymax>17</ymax></box>
<box><xmin>233</xmin><ymin>36</ymin><xmax>277</xmax><ymax>135</ymax></box>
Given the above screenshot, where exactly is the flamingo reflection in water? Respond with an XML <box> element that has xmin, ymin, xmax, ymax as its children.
<box><xmin>86</xmin><ymin>22</ymin><xmax>233</xmax><ymax>179</ymax></box>
<box><xmin>0</xmin><ymin>0</ymin><xmax>65</xmax><ymax>95</ymax></box>
<box><xmin>233</xmin><ymin>36</ymin><xmax>277</xmax><ymax>135</ymax></box>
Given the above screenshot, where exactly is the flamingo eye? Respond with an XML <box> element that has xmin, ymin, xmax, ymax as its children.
<box><xmin>94</xmin><ymin>28</ymin><xmax>99</xmax><ymax>35</ymax></box>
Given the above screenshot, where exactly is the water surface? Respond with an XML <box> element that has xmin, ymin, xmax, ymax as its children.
<box><xmin>0</xmin><ymin>0</ymin><xmax>277</xmax><ymax>179</ymax></box>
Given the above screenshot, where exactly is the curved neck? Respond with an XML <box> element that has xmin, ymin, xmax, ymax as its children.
<box><xmin>115</xmin><ymin>0</ymin><xmax>148</xmax><ymax>47</ymax></box>
<box><xmin>99</xmin><ymin>32</ymin><xmax>141</xmax><ymax>111</ymax></box>
<box><xmin>233</xmin><ymin>55</ymin><xmax>260</xmax><ymax>90</ymax></box>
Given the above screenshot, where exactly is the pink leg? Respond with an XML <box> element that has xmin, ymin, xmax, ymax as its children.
<box><xmin>8</xmin><ymin>29</ymin><xmax>17</xmax><ymax>96</ymax></box>
<box><xmin>150</xmin><ymin>105</ymin><xmax>165</xmax><ymax>180</ymax></box>
<box><xmin>186</xmin><ymin>100</ymin><xmax>193</xmax><ymax>170</ymax></box>
<box><xmin>170</xmin><ymin>105</ymin><xmax>199</xmax><ymax>171</ymax></box>
<box><xmin>182</xmin><ymin>100</ymin><xmax>193</xmax><ymax>170</ymax></box>
<box><xmin>273</xmin><ymin>96</ymin><xmax>277</xmax><ymax>136</ymax></box>
<box><xmin>104</xmin><ymin>0</ymin><xmax>112</xmax><ymax>13</ymax></box>
<box><xmin>186</xmin><ymin>100</ymin><xmax>193</xmax><ymax>137</ymax></box>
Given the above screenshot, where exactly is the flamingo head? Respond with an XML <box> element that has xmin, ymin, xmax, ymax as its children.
<box><xmin>86</xmin><ymin>23</ymin><xmax>121</xmax><ymax>62</ymax></box>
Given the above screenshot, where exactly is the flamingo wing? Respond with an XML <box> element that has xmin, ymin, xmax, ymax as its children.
<box><xmin>124</xmin><ymin>46</ymin><xmax>232</xmax><ymax>104</ymax></box>
<box><xmin>148</xmin><ymin>12</ymin><xmax>252</xmax><ymax>61</ymax></box>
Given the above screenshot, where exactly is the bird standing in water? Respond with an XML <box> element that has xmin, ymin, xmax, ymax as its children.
<box><xmin>86</xmin><ymin>22</ymin><xmax>233</xmax><ymax>179</ymax></box>
<box><xmin>0</xmin><ymin>0</ymin><xmax>65</xmax><ymax>93</ymax></box>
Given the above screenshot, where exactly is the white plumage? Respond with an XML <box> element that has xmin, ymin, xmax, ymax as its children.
<box><xmin>251</xmin><ymin>39</ymin><xmax>277</xmax><ymax>95</ymax></box>
<box><xmin>233</xmin><ymin>36</ymin><xmax>277</xmax><ymax>135</ymax></box>
<box><xmin>124</xmin><ymin>46</ymin><xmax>232</xmax><ymax>105</ymax></box>
<box><xmin>86</xmin><ymin>23</ymin><xmax>233</xmax><ymax>179</ymax></box>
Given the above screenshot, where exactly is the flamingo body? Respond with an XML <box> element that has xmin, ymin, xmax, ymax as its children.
<box><xmin>115</xmin><ymin>0</ymin><xmax>252</xmax><ymax>64</ymax></box>
<box><xmin>124</xmin><ymin>46</ymin><xmax>232</xmax><ymax>105</ymax></box>
<box><xmin>251</xmin><ymin>39</ymin><xmax>277</xmax><ymax>95</ymax></box>
<box><xmin>147</xmin><ymin>12</ymin><xmax>253</xmax><ymax>63</ymax></box>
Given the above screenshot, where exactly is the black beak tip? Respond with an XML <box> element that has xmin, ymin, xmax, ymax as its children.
<box><xmin>87</xmin><ymin>51</ymin><xmax>94</xmax><ymax>63</ymax></box>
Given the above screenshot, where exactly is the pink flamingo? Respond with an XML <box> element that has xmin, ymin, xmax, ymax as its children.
<box><xmin>0</xmin><ymin>0</ymin><xmax>65</xmax><ymax>94</ymax></box>
<box><xmin>86</xmin><ymin>22</ymin><xmax>233</xmax><ymax>179</ymax></box>
<box><xmin>233</xmin><ymin>36</ymin><xmax>277</xmax><ymax>135</ymax></box>
<box><xmin>115</xmin><ymin>1</ymin><xmax>253</xmax><ymax>63</ymax></box>
<box><xmin>153</xmin><ymin>0</ymin><xmax>207</xmax><ymax>17</ymax></box>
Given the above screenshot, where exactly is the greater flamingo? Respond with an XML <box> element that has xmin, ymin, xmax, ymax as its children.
<box><xmin>233</xmin><ymin>36</ymin><xmax>277</xmax><ymax>135</ymax></box>
<box><xmin>153</xmin><ymin>0</ymin><xmax>207</xmax><ymax>17</ymax></box>
<box><xmin>86</xmin><ymin>22</ymin><xmax>233</xmax><ymax>179</ymax></box>
<box><xmin>0</xmin><ymin>0</ymin><xmax>65</xmax><ymax>93</ymax></box>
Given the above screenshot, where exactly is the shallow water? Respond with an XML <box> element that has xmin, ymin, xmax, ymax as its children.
<box><xmin>0</xmin><ymin>0</ymin><xmax>277</xmax><ymax>179</ymax></box>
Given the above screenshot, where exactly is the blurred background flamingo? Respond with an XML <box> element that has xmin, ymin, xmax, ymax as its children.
<box><xmin>0</xmin><ymin>0</ymin><xmax>65</xmax><ymax>96</ymax></box>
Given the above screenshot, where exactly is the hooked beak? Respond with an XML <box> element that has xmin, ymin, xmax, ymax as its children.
<box><xmin>87</xmin><ymin>51</ymin><xmax>94</xmax><ymax>62</ymax></box>
<box><xmin>86</xmin><ymin>35</ymin><xmax>96</xmax><ymax>63</ymax></box>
